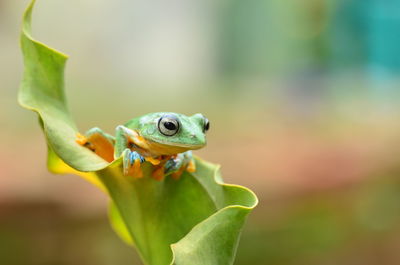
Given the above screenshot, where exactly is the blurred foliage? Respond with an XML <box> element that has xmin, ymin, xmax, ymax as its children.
<box><xmin>237</xmin><ymin>173</ymin><xmax>400</xmax><ymax>265</ymax></box>
<box><xmin>0</xmin><ymin>202</ymin><xmax>140</xmax><ymax>265</ymax></box>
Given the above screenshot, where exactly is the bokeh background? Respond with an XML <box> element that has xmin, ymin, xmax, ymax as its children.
<box><xmin>2</xmin><ymin>0</ymin><xmax>400</xmax><ymax>264</ymax></box>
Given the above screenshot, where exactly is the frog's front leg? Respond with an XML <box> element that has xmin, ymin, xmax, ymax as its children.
<box><xmin>163</xmin><ymin>151</ymin><xmax>196</xmax><ymax>179</ymax></box>
<box><xmin>114</xmin><ymin>125</ymin><xmax>145</xmax><ymax>177</ymax></box>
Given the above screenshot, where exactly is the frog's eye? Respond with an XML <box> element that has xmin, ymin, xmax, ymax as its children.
<box><xmin>204</xmin><ymin>118</ymin><xmax>210</xmax><ymax>133</ymax></box>
<box><xmin>158</xmin><ymin>114</ymin><xmax>180</xmax><ymax>136</ymax></box>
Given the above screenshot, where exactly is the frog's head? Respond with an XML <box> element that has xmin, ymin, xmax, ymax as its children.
<box><xmin>134</xmin><ymin>112</ymin><xmax>209</xmax><ymax>152</ymax></box>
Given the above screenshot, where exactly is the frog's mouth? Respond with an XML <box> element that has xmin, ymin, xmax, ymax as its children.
<box><xmin>149</xmin><ymin>139</ymin><xmax>204</xmax><ymax>149</ymax></box>
<box><xmin>145</xmin><ymin>139</ymin><xmax>202</xmax><ymax>156</ymax></box>
<box><xmin>131</xmin><ymin>131</ymin><xmax>204</xmax><ymax>156</ymax></box>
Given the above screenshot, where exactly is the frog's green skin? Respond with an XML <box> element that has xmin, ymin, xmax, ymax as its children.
<box><xmin>79</xmin><ymin>112</ymin><xmax>209</xmax><ymax>178</ymax></box>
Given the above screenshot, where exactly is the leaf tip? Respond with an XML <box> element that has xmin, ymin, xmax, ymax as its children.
<box><xmin>21</xmin><ymin>0</ymin><xmax>69</xmax><ymax>60</ymax></box>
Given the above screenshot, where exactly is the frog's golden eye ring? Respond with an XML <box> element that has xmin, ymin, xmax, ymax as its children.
<box><xmin>204</xmin><ymin>118</ymin><xmax>210</xmax><ymax>132</ymax></box>
<box><xmin>158</xmin><ymin>114</ymin><xmax>180</xmax><ymax>136</ymax></box>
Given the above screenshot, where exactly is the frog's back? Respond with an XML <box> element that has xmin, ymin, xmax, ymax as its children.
<box><xmin>124</xmin><ymin>117</ymin><xmax>141</xmax><ymax>130</ymax></box>
<box><xmin>123</xmin><ymin>113</ymin><xmax>163</xmax><ymax>130</ymax></box>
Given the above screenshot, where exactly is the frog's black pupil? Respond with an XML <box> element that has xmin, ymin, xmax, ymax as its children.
<box><xmin>164</xmin><ymin>121</ymin><xmax>176</xmax><ymax>130</ymax></box>
<box><xmin>204</xmin><ymin>121</ymin><xmax>210</xmax><ymax>131</ymax></box>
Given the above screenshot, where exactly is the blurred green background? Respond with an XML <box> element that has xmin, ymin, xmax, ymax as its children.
<box><xmin>2</xmin><ymin>0</ymin><xmax>400</xmax><ymax>264</ymax></box>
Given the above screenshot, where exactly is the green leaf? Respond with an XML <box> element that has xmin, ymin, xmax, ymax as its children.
<box><xmin>103</xmin><ymin>158</ymin><xmax>257</xmax><ymax>265</ymax></box>
<box><xmin>19</xmin><ymin>0</ymin><xmax>108</xmax><ymax>173</ymax></box>
<box><xmin>19</xmin><ymin>1</ymin><xmax>258</xmax><ymax>265</ymax></box>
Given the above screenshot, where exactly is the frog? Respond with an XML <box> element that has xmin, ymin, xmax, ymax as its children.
<box><xmin>76</xmin><ymin>112</ymin><xmax>210</xmax><ymax>180</ymax></box>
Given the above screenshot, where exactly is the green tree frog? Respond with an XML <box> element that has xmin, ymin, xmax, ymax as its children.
<box><xmin>76</xmin><ymin>112</ymin><xmax>210</xmax><ymax>180</ymax></box>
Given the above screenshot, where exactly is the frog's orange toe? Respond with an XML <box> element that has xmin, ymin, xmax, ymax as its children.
<box><xmin>171</xmin><ymin>167</ymin><xmax>185</xmax><ymax>180</ymax></box>
<box><xmin>128</xmin><ymin>159</ymin><xmax>143</xmax><ymax>178</ymax></box>
<box><xmin>186</xmin><ymin>159</ymin><xmax>196</xmax><ymax>173</ymax></box>
<box><xmin>152</xmin><ymin>167</ymin><xmax>165</xmax><ymax>181</ymax></box>
<box><xmin>75</xmin><ymin>132</ymin><xmax>87</xmax><ymax>145</ymax></box>
<box><xmin>145</xmin><ymin>157</ymin><xmax>161</xmax><ymax>166</ymax></box>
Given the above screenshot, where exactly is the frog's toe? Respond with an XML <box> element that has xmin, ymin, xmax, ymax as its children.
<box><xmin>171</xmin><ymin>167</ymin><xmax>185</xmax><ymax>180</ymax></box>
<box><xmin>164</xmin><ymin>159</ymin><xmax>180</xmax><ymax>175</ymax></box>
<box><xmin>128</xmin><ymin>159</ymin><xmax>143</xmax><ymax>178</ymax></box>
<box><xmin>129</xmin><ymin>151</ymin><xmax>145</xmax><ymax>164</ymax></box>
<box><xmin>122</xmin><ymin>149</ymin><xmax>144</xmax><ymax>177</ymax></box>
<box><xmin>75</xmin><ymin>132</ymin><xmax>88</xmax><ymax>145</ymax></box>
<box><xmin>186</xmin><ymin>159</ymin><xmax>196</xmax><ymax>173</ymax></box>
<box><xmin>152</xmin><ymin>166</ymin><xmax>165</xmax><ymax>181</ymax></box>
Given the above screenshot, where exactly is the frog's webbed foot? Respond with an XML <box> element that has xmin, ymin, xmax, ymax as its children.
<box><xmin>76</xmin><ymin>127</ymin><xmax>115</xmax><ymax>162</ymax></box>
<box><xmin>164</xmin><ymin>156</ymin><xmax>184</xmax><ymax>179</ymax></box>
<box><xmin>122</xmin><ymin>149</ymin><xmax>145</xmax><ymax>178</ymax></box>
<box><xmin>162</xmin><ymin>151</ymin><xmax>196</xmax><ymax>180</ymax></box>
